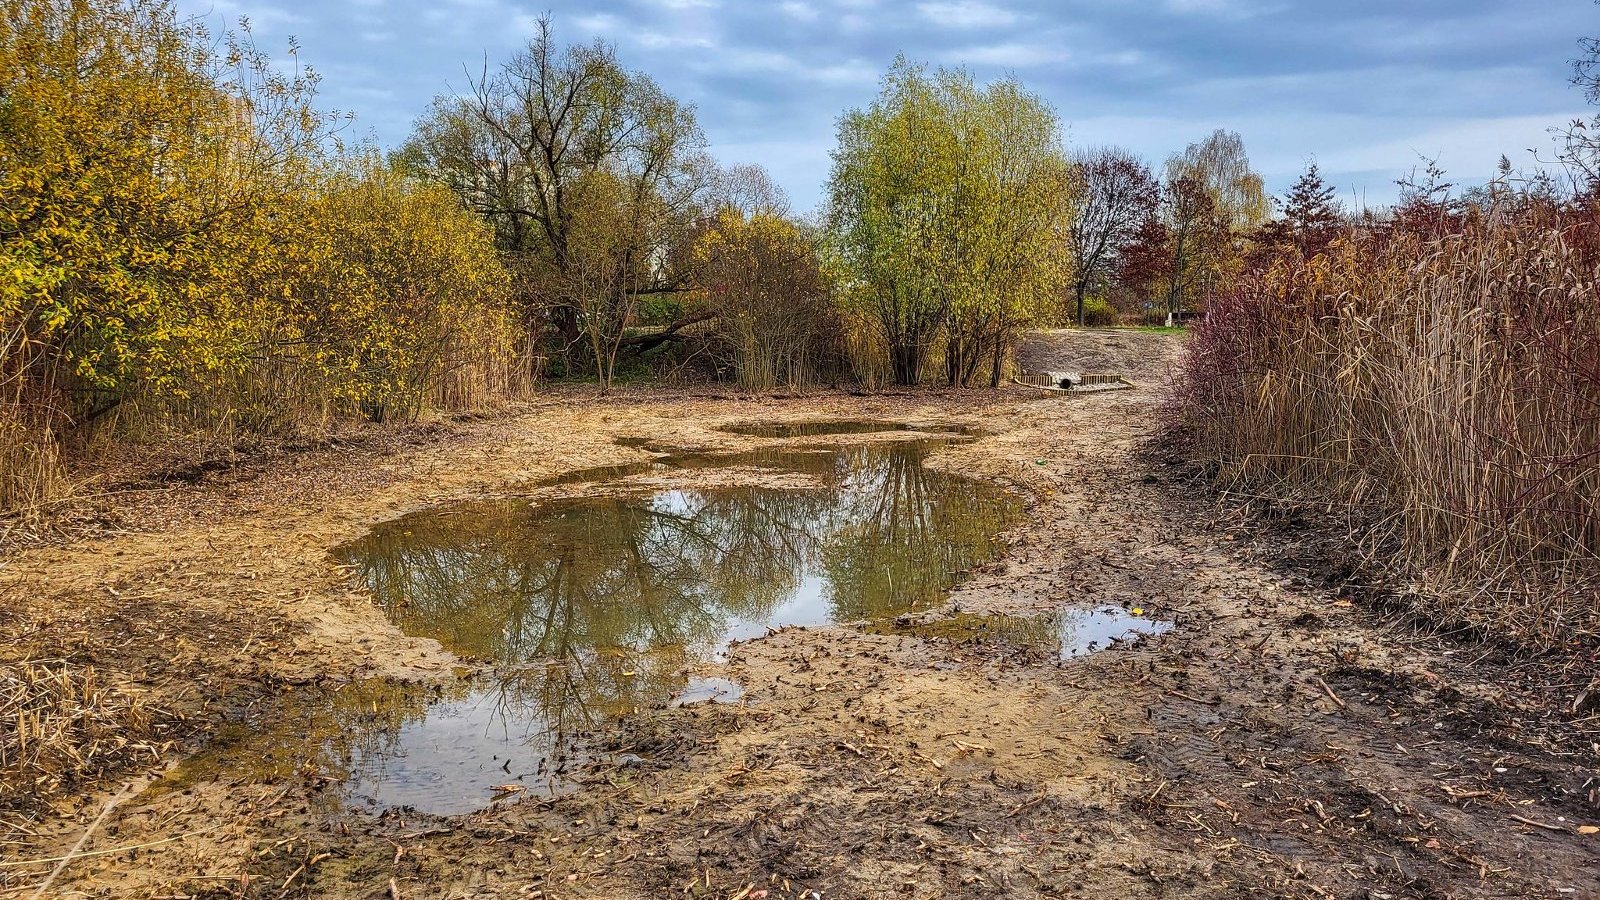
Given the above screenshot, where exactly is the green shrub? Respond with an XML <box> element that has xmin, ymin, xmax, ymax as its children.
<box><xmin>1080</xmin><ymin>296</ymin><xmax>1119</xmax><ymax>327</ymax></box>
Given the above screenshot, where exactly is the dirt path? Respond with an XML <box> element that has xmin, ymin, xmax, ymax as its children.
<box><xmin>3</xmin><ymin>329</ymin><xmax>1596</xmax><ymax>899</ymax></box>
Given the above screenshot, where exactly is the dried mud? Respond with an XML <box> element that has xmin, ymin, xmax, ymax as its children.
<box><xmin>2</xmin><ymin>329</ymin><xmax>1597</xmax><ymax>899</ymax></box>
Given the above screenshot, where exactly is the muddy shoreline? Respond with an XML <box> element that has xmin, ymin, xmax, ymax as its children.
<box><xmin>3</xmin><ymin>330</ymin><xmax>1597</xmax><ymax>899</ymax></box>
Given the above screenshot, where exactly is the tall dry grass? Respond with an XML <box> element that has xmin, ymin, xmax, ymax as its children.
<box><xmin>1175</xmin><ymin>204</ymin><xmax>1600</xmax><ymax>651</ymax></box>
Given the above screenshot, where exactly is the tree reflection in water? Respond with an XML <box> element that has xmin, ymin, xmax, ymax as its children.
<box><xmin>325</xmin><ymin>440</ymin><xmax>1019</xmax><ymax>812</ymax></box>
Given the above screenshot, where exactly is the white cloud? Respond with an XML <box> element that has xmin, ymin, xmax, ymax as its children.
<box><xmin>573</xmin><ymin>12</ymin><xmax>622</xmax><ymax>33</ymax></box>
<box><xmin>944</xmin><ymin>41</ymin><xmax>1058</xmax><ymax>67</ymax></box>
<box><xmin>706</xmin><ymin>48</ymin><xmax>877</xmax><ymax>86</ymax></box>
<box><xmin>917</xmin><ymin>1</ymin><xmax>1016</xmax><ymax>29</ymax></box>
<box><xmin>941</xmin><ymin>40</ymin><xmax>1145</xmax><ymax>70</ymax></box>
<box><xmin>779</xmin><ymin>1</ymin><xmax>819</xmax><ymax>21</ymax></box>
<box><xmin>636</xmin><ymin>30</ymin><xmax>716</xmax><ymax>50</ymax></box>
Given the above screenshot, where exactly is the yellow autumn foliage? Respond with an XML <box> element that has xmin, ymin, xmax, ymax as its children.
<box><xmin>0</xmin><ymin>0</ymin><xmax>517</xmax><ymax>511</ymax></box>
<box><xmin>258</xmin><ymin>159</ymin><xmax>516</xmax><ymax>423</ymax></box>
<box><xmin>692</xmin><ymin>209</ymin><xmax>837</xmax><ymax>390</ymax></box>
<box><xmin>825</xmin><ymin>59</ymin><xmax>1073</xmax><ymax>386</ymax></box>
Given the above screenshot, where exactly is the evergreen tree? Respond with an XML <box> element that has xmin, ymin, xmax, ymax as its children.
<box><xmin>1280</xmin><ymin>163</ymin><xmax>1342</xmax><ymax>255</ymax></box>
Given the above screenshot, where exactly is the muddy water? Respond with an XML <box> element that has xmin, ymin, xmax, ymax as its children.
<box><xmin>871</xmin><ymin>605</ymin><xmax>1172</xmax><ymax>659</ymax></box>
<box><xmin>717</xmin><ymin>420</ymin><xmax>982</xmax><ymax>439</ymax></box>
<box><xmin>295</xmin><ymin>439</ymin><xmax>1021</xmax><ymax>814</ymax></box>
<box><xmin>719</xmin><ymin>420</ymin><xmax>918</xmax><ymax>438</ymax></box>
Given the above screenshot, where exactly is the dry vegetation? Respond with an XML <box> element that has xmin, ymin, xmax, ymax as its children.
<box><xmin>0</xmin><ymin>660</ymin><xmax>164</xmax><ymax>808</ymax></box>
<box><xmin>1173</xmin><ymin>200</ymin><xmax>1600</xmax><ymax>660</ymax></box>
<box><xmin>4</xmin><ymin>332</ymin><xmax>1597</xmax><ymax>899</ymax></box>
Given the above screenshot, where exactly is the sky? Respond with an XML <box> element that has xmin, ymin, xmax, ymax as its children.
<box><xmin>177</xmin><ymin>0</ymin><xmax>1599</xmax><ymax>213</ymax></box>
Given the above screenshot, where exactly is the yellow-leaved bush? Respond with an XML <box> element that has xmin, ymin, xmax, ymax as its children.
<box><xmin>692</xmin><ymin>210</ymin><xmax>839</xmax><ymax>391</ymax></box>
<box><xmin>0</xmin><ymin>0</ymin><xmax>519</xmax><ymax>513</ymax></box>
<box><xmin>263</xmin><ymin>161</ymin><xmax>518</xmax><ymax>424</ymax></box>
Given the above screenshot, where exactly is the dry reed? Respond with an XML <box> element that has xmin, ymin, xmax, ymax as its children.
<box><xmin>1174</xmin><ymin>207</ymin><xmax>1600</xmax><ymax>652</ymax></box>
<box><xmin>0</xmin><ymin>660</ymin><xmax>161</xmax><ymax>810</ymax></box>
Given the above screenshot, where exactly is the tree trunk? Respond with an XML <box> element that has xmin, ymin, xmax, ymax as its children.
<box><xmin>892</xmin><ymin>344</ymin><xmax>920</xmax><ymax>386</ymax></box>
<box><xmin>552</xmin><ymin>304</ymin><xmax>580</xmax><ymax>350</ymax></box>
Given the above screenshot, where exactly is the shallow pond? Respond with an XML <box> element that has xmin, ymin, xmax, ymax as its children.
<box><xmin>281</xmin><ymin>439</ymin><xmax>1023</xmax><ymax>814</ymax></box>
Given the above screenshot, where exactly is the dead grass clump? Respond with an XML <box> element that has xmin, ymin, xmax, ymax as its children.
<box><xmin>0</xmin><ymin>660</ymin><xmax>161</xmax><ymax>809</ymax></box>
<box><xmin>0</xmin><ymin>410</ymin><xmax>64</xmax><ymax>519</ymax></box>
<box><xmin>1172</xmin><ymin>205</ymin><xmax>1600</xmax><ymax>655</ymax></box>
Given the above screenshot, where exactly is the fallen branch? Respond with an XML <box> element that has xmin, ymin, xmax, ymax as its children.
<box><xmin>1315</xmin><ymin>677</ymin><xmax>1348</xmax><ymax>710</ymax></box>
<box><xmin>1509</xmin><ymin>814</ymin><xmax>1569</xmax><ymax>833</ymax></box>
<box><xmin>618</xmin><ymin>310</ymin><xmax>717</xmax><ymax>353</ymax></box>
<box><xmin>10</xmin><ymin>826</ymin><xmax>215</xmax><ymax>871</ymax></box>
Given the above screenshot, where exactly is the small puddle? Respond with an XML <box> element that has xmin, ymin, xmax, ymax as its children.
<box><xmin>1056</xmin><ymin>606</ymin><xmax>1173</xmax><ymax>657</ymax></box>
<box><xmin>717</xmin><ymin>420</ymin><xmax>981</xmax><ymax>439</ymax></box>
<box><xmin>184</xmin><ymin>439</ymin><xmax>1021</xmax><ymax>815</ymax></box>
<box><xmin>670</xmin><ymin>676</ymin><xmax>745</xmax><ymax>707</ymax></box>
<box><xmin>533</xmin><ymin>459</ymin><xmax>661</xmax><ymax>486</ymax></box>
<box><xmin>874</xmin><ymin>606</ymin><xmax>1172</xmax><ymax>659</ymax></box>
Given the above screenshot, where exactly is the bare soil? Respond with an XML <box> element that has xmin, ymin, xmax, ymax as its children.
<box><xmin>3</xmin><ymin>329</ymin><xmax>1597</xmax><ymax>899</ymax></box>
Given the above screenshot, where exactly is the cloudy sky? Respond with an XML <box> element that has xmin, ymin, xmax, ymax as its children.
<box><xmin>179</xmin><ymin>0</ymin><xmax>1597</xmax><ymax>212</ymax></box>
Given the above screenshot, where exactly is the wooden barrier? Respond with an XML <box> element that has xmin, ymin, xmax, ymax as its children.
<box><xmin>1013</xmin><ymin>371</ymin><xmax>1131</xmax><ymax>392</ymax></box>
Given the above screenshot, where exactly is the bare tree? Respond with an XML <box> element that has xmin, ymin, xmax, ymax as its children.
<box><xmin>1562</xmin><ymin>11</ymin><xmax>1600</xmax><ymax>185</ymax></box>
<box><xmin>714</xmin><ymin>164</ymin><xmax>792</xmax><ymax>218</ymax></box>
<box><xmin>398</xmin><ymin>16</ymin><xmax>711</xmax><ymax>387</ymax></box>
<box><xmin>1066</xmin><ymin>147</ymin><xmax>1157</xmax><ymax>326</ymax></box>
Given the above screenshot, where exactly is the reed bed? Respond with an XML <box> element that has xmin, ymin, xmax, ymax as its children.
<box><xmin>0</xmin><ymin>660</ymin><xmax>161</xmax><ymax>809</ymax></box>
<box><xmin>1174</xmin><ymin>208</ymin><xmax>1600</xmax><ymax>653</ymax></box>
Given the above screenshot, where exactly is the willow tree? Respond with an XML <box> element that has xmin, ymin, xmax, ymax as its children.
<box><xmin>1160</xmin><ymin>129</ymin><xmax>1267</xmax><ymax>323</ymax></box>
<box><xmin>1167</xmin><ymin>129</ymin><xmax>1269</xmax><ymax>231</ymax></box>
<box><xmin>943</xmin><ymin>80</ymin><xmax>1075</xmax><ymax>387</ymax></box>
<box><xmin>825</xmin><ymin>59</ymin><xmax>1072</xmax><ymax>386</ymax></box>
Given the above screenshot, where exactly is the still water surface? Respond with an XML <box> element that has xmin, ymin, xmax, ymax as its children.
<box><xmin>315</xmin><ymin>438</ymin><xmax>1021</xmax><ymax>813</ymax></box>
